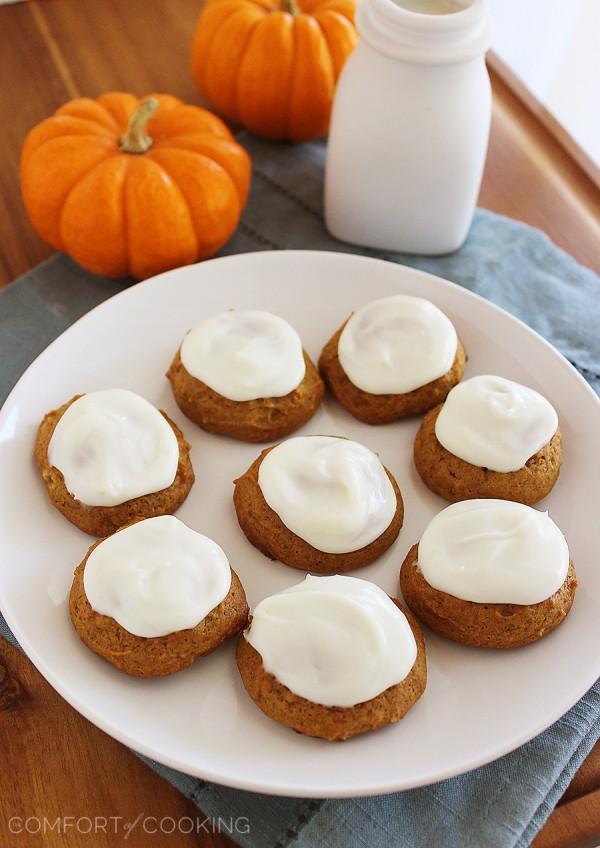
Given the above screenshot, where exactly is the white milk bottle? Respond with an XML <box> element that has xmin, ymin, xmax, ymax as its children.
<box><xmin>325</xmin><ymin>0</ymin><xmax>492</xmax><ymax>254</ymax></box>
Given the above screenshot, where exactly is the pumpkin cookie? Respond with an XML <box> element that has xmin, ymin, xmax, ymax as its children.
<box><xmin>237</xmin><ymin>575</ymin><xmax>427</xmax><ymax>741</ymax></box>
<box><xmin>400</xmin><ymin>500</ymin><xmax>576</xmax><ymax>649</ymax></box>
<box><xmin>233</xmin><ymin>436</ymin><xmax>404</xmax><ymax>572</ymax></box>
<box><xmin>319</xmin><ymin>295</ymin><xmax>466</xmax><ymax>424</ymax></box>
<box><xmin>414</xmin><ymin>376</ymin><xmax>562</xmax><ymax>505</ymax></box>
<box><xmin>70</xmin><ymin>516</ymin><xmax>249</xmax><ymax>676</ymax></box>
<box><xmin>35</xmin><ymin>390</ymin><xmax>194</xmax><ymax>537</ymax></box>
<box><xmin>167</xmin><ymin>309</ymin><xmax>324</xmax><ymax>442</ymax></box>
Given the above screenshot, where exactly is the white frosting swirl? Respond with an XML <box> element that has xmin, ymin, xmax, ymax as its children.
<box><xmin>257</xmin><ymin>436</ymin><xmax>397</xmax><ymax>553</ymax></box>
<box><xmin>338</xmin><ymin>295</ymin><xmax>458</xmax><ymax>394</ymax></box>
<box><xmin>84</xmin><ymin>516</ymin><xmax>232</xmax><ymax>638</ymax></box>
<box><xmin>48</xmin><ymin>389</ymin><xmax>179</xmax><ymax>507</ymax></box>
<box><xmin>418</xmin><ymin>499</ymin><xmax>569</xmax><ymax>605</ymax></box>
<box><xmin>180</xmin><ymin>310</ymin><xmax>306</xmax><ymax>402</ymax></box>
<box><xmin>246</xmin><ymin>575</ymin><xmax>417</xmax><ymax>707</ymax></box>
<box><xmin>435</xmin><ymin>375</ymin><xmax>558</xmax><ymax>472</ymax></box>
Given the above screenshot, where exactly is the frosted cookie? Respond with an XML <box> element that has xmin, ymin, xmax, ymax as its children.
<box><xmin>318</xmin><ymin>295</ymin><xmax>466</xmax><ymax>424</ymax></box>
<box><xmin>400</xmin><ymin>500</ymin><xmax>577</xmax><ymax>648</ymax></box>
<box><xmin>35</xmin><ymin>390</ymin><xmax>194</xmax><ymax>536</ymax></box>
<box><xmin>233</xmin><ymin>435</ymin><xmax>404</xmax><ymax>572</ymax></box>
<box><xmin>70</xmin><ymin>516</ymin><xmax>249</xmax><ymax>676</ymax></box>
<box><xmin>237</xmin><ymin>575</ymin><xmax>427</xmax><ymax>740</ymax></box>
<box><xmin>414</xmin><ymin>375</ymin><xmax>562</xmax><ymax>504</ymax></box>
<box><xmin>167</xmin><ymin>309</ymin><xmax>324</xmax><ymax>442</ymax></box>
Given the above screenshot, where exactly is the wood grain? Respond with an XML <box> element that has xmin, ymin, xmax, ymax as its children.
<box><xmin>0</xmin><ymin>637</ymin><xmax>232</xmax><ymax>847</ymax></box>
<box><xmin>0</xmin><ymin>1</ymin><xmax>599</xmax><ymax>846</ymax></box>
<box><xmin>487</xmin><ymin>53</ymin><xmax>600</xmax><ymax>191</ymax></box>
<box><xmin>482</xmin><ymin>59</ymin><xmax>600</xmax><ymax>276</ymax></box>
<box><xmin>532</xmin><ymin>787</ymin><xmax>600</xmax><ymax>848</ymax></box>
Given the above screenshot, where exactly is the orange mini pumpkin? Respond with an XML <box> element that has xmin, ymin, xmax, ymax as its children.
<box><xmin>20</xmin><ymin>93</ymin><xmax>251</xmax><ymax>280</ymax></box>
<box><xmin>191</xmin><ymin>0</ymin><xmax>358</xmax><ymax>142</ymax></box>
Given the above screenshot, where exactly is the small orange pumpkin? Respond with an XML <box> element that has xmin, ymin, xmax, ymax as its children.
<box><xmin>20</xmin><ymin>93</ymin><xmax>251</xmax><ymax>280</ymax></box>
<box><xmin>190</xmin><ymin>0</ymin><xmax>358</xmax><ymax>142</ymax></box>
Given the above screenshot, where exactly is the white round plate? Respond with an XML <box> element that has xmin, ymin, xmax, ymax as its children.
<box><xmin>1</xmin><ymin>251</ymin><xmax>598</xmax><ymax>798</ymax></box>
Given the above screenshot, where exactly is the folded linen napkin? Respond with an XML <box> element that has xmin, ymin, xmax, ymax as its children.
<box><xmin>1</xmin><ymin>133</ymin><xmax>600</xmax><ymax>848</ymax></box>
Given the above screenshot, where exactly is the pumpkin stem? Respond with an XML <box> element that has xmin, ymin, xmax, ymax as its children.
<box><xmin>280</xmin><ymin>0</ymin><xmax>301</xmax><ymax>15</ymax></box>
<box><xmin>119</xmin><ymin>97</ymin><xmax>158</xmax><ymax>154</ymax></box>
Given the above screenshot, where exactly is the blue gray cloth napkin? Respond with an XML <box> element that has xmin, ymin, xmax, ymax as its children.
<box><xmin>2</xmin><ymin>133</ymin><xmax>600</xmax><ymax>848</ymax></box>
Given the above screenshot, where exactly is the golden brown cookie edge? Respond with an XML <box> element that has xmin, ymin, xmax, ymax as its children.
<box><xmin>413</xmin><ymin>404</ymin><xmax>563</xmax><ymax>505</ymax></box>
<box><xmin>69</xmin><ymin>528</ymin><xmax>249</xmax><ymax>676</ymax></box>
<box><xmin>318</xmin><ymin>320</ymin><xmax>467</xmax><ymax>424</ymax></box>
<box><xmin>400</xmin><ymin>543</ymin><xmax>577</xmax><ymax>648</ymax></box>
<box><xmin>236</xmin><ymin>600</ymin><xmax>427</xmax><ymax>741</ymax></box>
<box><xmin>232</xmin><ymin>442</ymin><xmax>404</xmax><ymax>573</ymax></box>
<box><xmin>34</xmin><ymin>395</ymin><xmax>195</xmax><ymax>537</ymax></box>
<box><xmin>166</xmin><ymin>348</ymin><xmax>324</xmax><ymax>442</ymax></box>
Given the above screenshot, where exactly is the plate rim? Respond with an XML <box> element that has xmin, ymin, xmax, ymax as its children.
<box><xmin>1</xmin><ymin>249</ymin><xmax>598</xmax><ymax>798</ymax></box>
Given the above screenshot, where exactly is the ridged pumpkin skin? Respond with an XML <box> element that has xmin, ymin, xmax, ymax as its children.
<box><xmin>191</xmin><ymin>0</ymin><xmax>358</xmax><ymax>142</ymax></box>
<box><xmin>20</xmin><ymin>92</ymin><xmax>251</xmax><ymax>280</ymax></box>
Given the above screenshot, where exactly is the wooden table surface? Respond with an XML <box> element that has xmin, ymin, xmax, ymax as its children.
<box><xmin>1</xmin><ymin>1</ymin><xmax>600</xmax><ymax>846</ymax></box>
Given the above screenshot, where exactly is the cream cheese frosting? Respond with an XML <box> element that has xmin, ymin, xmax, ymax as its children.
<box><xmin>337</xmin><ymin>294</ymin><xmax>458</xmax><ymax>394</ymax></box>
<box><xmin>48</xmin><ymin>389</ymin><xmax>179</xmax><ymax>507</ymax></box>
<box><xmin>246</xmin><ymin>574</ymin><xmax>417</xmax><ymax>707</ymax></box>
<box><xmin>257</xmin><ymin>436</ymin><xmax>397</xmax><ymax>553</ymax></box>
<box><xmin>435</xmin><ymin>374</ymin><xmax>558</xmax><ymax>472</ymax></box>
<box><xmin>180</xmin><ymin>309</ymin><xmax>306</xmax><ymax>402</ymax></box>
<box><xmin>418</xmin><ymin>499</ymin><xmax>569</xmax><ymax>605</ymax></box>
<box><xmin>83</xmin><ymin>516</ymin><xmax>232</xmax><ymax>638</ymax></box>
